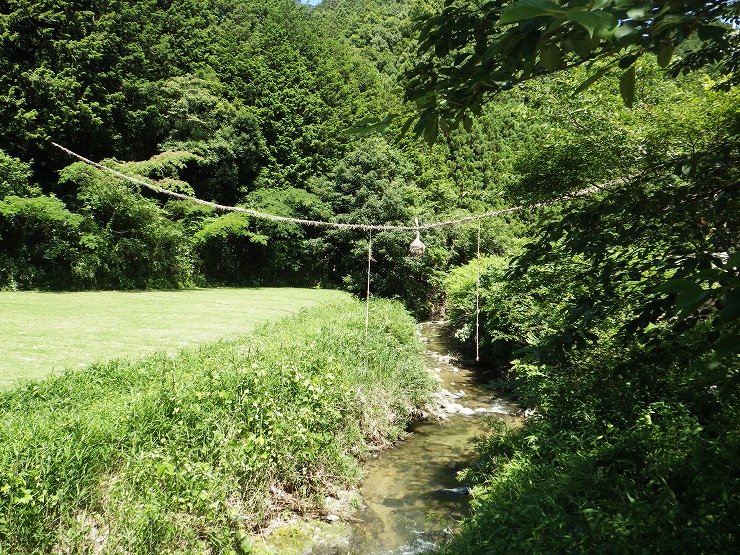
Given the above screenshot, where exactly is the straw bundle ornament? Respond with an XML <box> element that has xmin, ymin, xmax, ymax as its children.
<box><xmin>409</xmin><ymin>218</ymin><xmax>426</xmax><ymax>257</ymax></box>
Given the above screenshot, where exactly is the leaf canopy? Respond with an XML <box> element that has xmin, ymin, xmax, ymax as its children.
<box><xmin>403</xmin><ymin>0</ymin><xmax>740</xmax><ymax>141</ymax></box>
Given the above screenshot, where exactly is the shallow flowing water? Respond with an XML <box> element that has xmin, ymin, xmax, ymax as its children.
<box><xmin>310</xmin><ymin>322</ymin><xmax>519</xmax><ymax>555</ymax></box>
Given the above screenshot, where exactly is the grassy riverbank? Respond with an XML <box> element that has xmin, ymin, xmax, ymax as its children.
<box><xmin>0</xmin><ymin>297</ymin><xmax>435</xmax><ymax>553</ymax></box>
<box><xmin>0</xmin><ymin>288</ymin><xmax>347</xmax><ymax>389</ymax></box>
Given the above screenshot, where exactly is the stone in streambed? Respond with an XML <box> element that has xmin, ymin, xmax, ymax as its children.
<box><xmin>434</xmin><ymin>487</ymin><xmax>471</xmax><ymax>496</ymax></box>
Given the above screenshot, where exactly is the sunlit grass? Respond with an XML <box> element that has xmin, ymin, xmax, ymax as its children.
<box><xmin>0</xmin><ymin>297</ymin><xmax>434</xmax><ymax>553</ymax></box>
<box><xmin>0</xmin><ymin>287</ymin><xmax>347</xmax><ymax>389</ymax></box>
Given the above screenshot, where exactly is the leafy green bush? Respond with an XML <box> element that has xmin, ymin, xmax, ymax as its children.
<box><xmin>59</xmin><ymin>161</ymin><xmax>195</xmax><ymax>289</ymax></box>
<box><xmin>0</xmin><ymin>297</ymin><xmax>434</xmax><ymax>553</ymax></box>
<box><xmin>194</xmin><ymin>188</ymin><xmax>334</xmax><ymax>287</ymax></box>
<box><xmin>443</xmin><ymin>254</ymin><xmax>548</xmax><ymax>365</ymax></box>
<box><xmin>0</xmin><ymin>195</ymin><xmax>84</xmax><ymax>290</ymax></box>
<box><xmin>442</xmin><ymin>397</ymin><xmax>740</xmax><ymax>554</ymax></box>
<box><xmin>310</xmin><ymin>137</ymin><xmax>450</xmax><ymax>316</ymax></box>
<box><xmin>0</xmin><ymin>150</ymin><xmax>39</xmax><ymax>198</ymax></box>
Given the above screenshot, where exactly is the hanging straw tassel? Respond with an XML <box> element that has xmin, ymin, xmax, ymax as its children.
<box><xmin>476</xmin><ymin>220</ymin><xmax>481</xmax><ymax>362</ymax></box>
<box><xmin>409</xmin><ymin>217</ymin><xmax>426</xmax><ymax>257</ymax></box>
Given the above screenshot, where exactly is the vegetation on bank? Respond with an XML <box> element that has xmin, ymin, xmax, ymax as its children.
<box><xmin>422</xmin><ymin>1</ymin><xmax>740</xmax><ymax>552</ymax></box>
<box><xmin>0</xmin><ymin>297</ymin><xmax>435</xmax><ymax>553</ymax></box>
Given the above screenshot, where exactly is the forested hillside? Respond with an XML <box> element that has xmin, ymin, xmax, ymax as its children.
<box><xmin>1</xmin><ymin>0</ymin><xmax>739</xmax><ymax>552</ymax></box>
<box><xmin>0</xmin><ymin>0</ymin><xmax>576</xmax><ymax>311</ymax></box>
<box><xmin>1</xmin><ymin>0</ymin><xmax>529</xmax><ymax>315</ymax></box>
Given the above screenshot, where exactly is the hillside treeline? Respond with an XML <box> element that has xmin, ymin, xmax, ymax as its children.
<box><xmin>0</xmin><ymin>0</ymin><xmax>525</xmax><ymax>316</ymax></box>
<box><xmin>0</xmin><ymin>0</ymin><xmax>383</xmax><ymax>288</ymax></box>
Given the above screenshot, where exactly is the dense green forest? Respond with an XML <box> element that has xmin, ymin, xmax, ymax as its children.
<box><xmin>1</xmin><ymin>0</ymin><xmax>739</xmax><ymax>553</ymax></box>
<box><xmin>0</xmin><ymin>0</ymin><xmax>555</xmax><ymax>317</ymax></box>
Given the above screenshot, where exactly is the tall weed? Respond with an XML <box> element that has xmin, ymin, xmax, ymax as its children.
<box><xmin>442</xmin><ymin>400</ymin><xmax>740</xmax><ymax>554</ymax></box>
<box><xmin>0</xmin><ymin>297</ymin><xmax>434</xmax><ymax>553</ymax></box>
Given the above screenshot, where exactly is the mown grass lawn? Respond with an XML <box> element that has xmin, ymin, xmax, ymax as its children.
<box><xmin>0</xmin><ymin>287</ymin><xmax>348</xmax><ymax>389</ymax></box>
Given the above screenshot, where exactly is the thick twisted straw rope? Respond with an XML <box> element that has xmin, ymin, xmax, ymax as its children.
<box><xmin>54</xmin><ymin>141</ymin><xmax>636</xmax><ymax>357</ymax></box>
<box><xmin>52</xmin><ymin>142</ymin><xmax>632</xmax><ymax>231</ymax></box>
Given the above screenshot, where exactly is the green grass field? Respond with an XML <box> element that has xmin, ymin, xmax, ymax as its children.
<box><xmin>0</xmin><ymin>287</ymin><xmax>348</xmax><ymax>389</ymax></box>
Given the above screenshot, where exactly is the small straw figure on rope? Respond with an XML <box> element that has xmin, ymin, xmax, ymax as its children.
<box><xmin>409</xmin><ymin>218</ymin><xmax>426</xmax><ymax>257</ymax></box>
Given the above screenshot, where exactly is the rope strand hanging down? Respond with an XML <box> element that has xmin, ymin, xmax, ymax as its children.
<box><xmin>51</xmin><ymin>142</ymin><xmax>635</xmax><ymax>232</ymax></box>
<box><xmin>366</xmin><ymin>231</ymin><xmax>372</xmax><ymax>336</ymax></box>
<box><xmin>476</xmin><ymin>219</ymin><xmax>481</xmax><ymax>363</ymax></box>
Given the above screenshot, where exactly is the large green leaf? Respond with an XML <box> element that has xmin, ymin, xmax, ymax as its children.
<box><xmin>715</xmin><ymin>332</ymin><xmax>740</xmax><ymax>358</ymax></box>
<box><xmin>697</xmin><ymin>24</ymin><xmax>727</xmax><ymax>42</ymax></box>
<box><xmin>655</xmin><ymin>279</ymin><xmax>704</xmax><ymax>295</ymax></box>
<box><xmin>539</xmin><ymin>44</ymin><xmax>562</xmax><ymax>71</ymax></box>
<box><xmin>498</xmin><ymin>0</ymin><xmax>564</xmax><ymax>26</ymax></box>
<box><xmin>720</xmin><ymin>289</ymin><xmax>740</xmax><ymax>324</ymax></box>
<box><xmin>421</xmin><ymin>113</ymin><xmax>439</xmax><ymax>145</ymax></box>
<box><xmin>655</xmin><ymin>278</ymin><xmax>711</xmax><ymax>318</ymax></box>
<box><xmin>572</xmin><ymin>62</ymin><xmax>615</xmax><ymax>95</ymax></box>
<box><xmin>656</xmin><ymin>43</ymin><xmax>674</xmax><ymax>68</ymax></box>
<box><xmin>615</xmin><ymin>21</ymin><xmax>641</xmax><ymax>42</ymax></box>
<box><xmin>571</xmin><ymin>35</ymin><xmax>602</xmax><ymax>57</ymax></box>
<box><xmin>676</xmin><ymin>290</ymin><xmax>710</xmax><ymax>318</ymax></box>
<box><xmin>345</xmin><ymin>115</ymin><xmax>399</xmax><ymax>137</ymax></box>
<box><xmin>567</xmin><ymin>10</ymin><xmax>616</xmax><ymax>39</ymax></box>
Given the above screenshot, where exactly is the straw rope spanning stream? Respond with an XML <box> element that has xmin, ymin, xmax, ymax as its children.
<box><xmin>52</xmin><ymin>142</ymin><xmax>632</xmax><ymax>232</ymax></box>
<box><xmin>52</xmin><ymin>141</ymin><xmax>636</xmax><ymax>342</ymax></box>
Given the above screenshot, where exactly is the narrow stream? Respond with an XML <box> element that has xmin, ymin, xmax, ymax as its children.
<box><xmin>315</xmin><ymin>322</ymin><xmax>519</xmax><ymax>555</ymax></box>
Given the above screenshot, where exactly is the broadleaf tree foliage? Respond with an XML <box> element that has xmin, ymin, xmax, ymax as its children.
<box><xmin>402</xmin><ymin>0</ymin><xmax>739</xmax><ymax>552</ymax></box>
<box><xmin>404</xmin><ymin>0</ymin><xmax>740</xmax><ymax>140</ymax></box>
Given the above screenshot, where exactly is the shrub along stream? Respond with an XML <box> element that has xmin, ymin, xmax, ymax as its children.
<box><xmin>0</xmin><ymin>298</ymin><xmax>435</xmax><ymax>553</ymax></box>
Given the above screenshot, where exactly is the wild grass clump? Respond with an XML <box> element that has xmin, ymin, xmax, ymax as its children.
<box><xmin>0</xmin><ymin>297</ymin><xmax>434</xmax><ymax>553</ymax></box>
